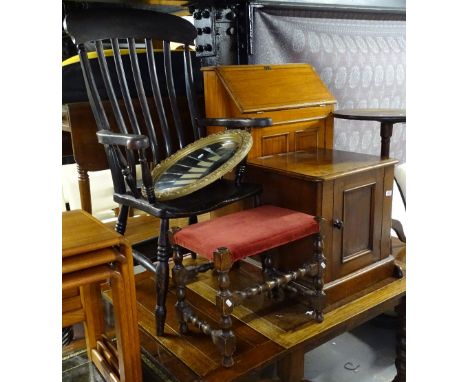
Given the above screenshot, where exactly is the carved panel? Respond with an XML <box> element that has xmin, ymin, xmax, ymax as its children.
<box><xmin>342</xmin><ymin>182</ymin><xmax>375</xmax><ymax>262</ymax></box>
<box><xmin>261</xmin><ymin>133</ymin><xmax>289</xmax><ymax>156</ymax></box>
<box><xmin>332</xmin><ymin>169</ymin><xmax>383</xmax><ymax>278</ymax></box>
<box><xmin>294</xmin><ymin>127</ymin><xmax>319</xmax><ymax>151</ymax></box>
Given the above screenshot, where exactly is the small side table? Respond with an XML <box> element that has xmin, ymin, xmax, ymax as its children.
<box><xmin>62</xmin><ymin>210</ymin><xmax>142</xmax><ymax>382</ymax></box>
<box><xmin>333</xmin><ymin>108</ymin><xmax>406</xmax><ymax>158</ymax></box>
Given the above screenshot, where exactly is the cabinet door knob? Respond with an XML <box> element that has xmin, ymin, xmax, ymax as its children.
<box><xmin>333</xmin><ymin>219</ymin><xmax>344</xmax><ymax>229</ymax></box>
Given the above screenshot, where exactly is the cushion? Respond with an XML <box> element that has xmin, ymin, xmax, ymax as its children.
<box><xmin>173</xmin><ymin>205</ymin><xmax>319</xmax><ymax>262</ymax></box>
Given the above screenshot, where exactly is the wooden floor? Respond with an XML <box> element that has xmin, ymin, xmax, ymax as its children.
<box><xmin>108</xmin><ymin>270</ymin><xmax>285</xmax><ymax>381</ymax></box>
<box><xmin>178</xmin><ymin>256</ymin><xmax>405</xmax><ymax>350</ymax></box>
<box><xmin>102</xmin><ymin>240</ymin><xmax>405</xmax><ymax>382</ymax></box>
<box><xmin>63</xmin><ymin>315</ymin><xmax>400</xmax><ymax>382</ymax></box>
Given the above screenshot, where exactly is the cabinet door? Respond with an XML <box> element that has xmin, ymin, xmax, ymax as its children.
<box><xmin>332</xmin><ymin>169</ymin><xmax>384</xmax><ymax>278</ymax></box>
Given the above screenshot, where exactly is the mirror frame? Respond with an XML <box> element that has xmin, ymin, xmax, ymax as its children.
<box><xmin>151</xmin><ymin>129</ymin><xmax>252</xmax><ymax>201</ymax></box>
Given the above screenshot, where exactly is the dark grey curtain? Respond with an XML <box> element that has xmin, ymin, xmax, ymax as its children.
<box><xmin>251</xmin><ymin>8</ymin><xmax>406</xmax><ymax>163</ymax></box>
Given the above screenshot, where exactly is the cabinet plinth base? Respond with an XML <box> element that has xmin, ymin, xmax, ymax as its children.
<box><xmin>296</xmin><ymin>255</ymin><xmax>395</xmax><ymax>306</ymax></box>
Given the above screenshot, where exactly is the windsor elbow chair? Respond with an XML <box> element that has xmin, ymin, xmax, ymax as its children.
<box><xmin>63</xmin><ymin>8</ymin><xmax>271</xmax><ymax>336</ymax></box>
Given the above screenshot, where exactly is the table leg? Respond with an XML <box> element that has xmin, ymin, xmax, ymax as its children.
<box><xmin>112</xmin><ymin>266</ymin><xmax>142</xmax><ymax>382</ymax></box>
<box><xmin>77</xmin><ymin>165</ymin><xmax>92</xmax><ymax>214</ymax></box>
<box><xmin>156</xmin><ymin>218</ymin><xmax>170</xmax><ymax>336</ymax></box>
<box><xmin>80</xmin><ymin>283</ymin><xmax>105</xmax><ymax>359</ymax></box>
<box><xmin>380</xmin><ymin>122</ymin><xmax>394</xmax><ymax>158</ymax></box>
<box><xmin>277</xmin><ymin>348</ymin><xmax>312</xmax><ymax>382</ymax></box>
<box><xmin>117</xmin><ymin>245</ymin><xmax>142</xmax><ymax>381</ymax></box>
<box><xmin>392</xmin><ymin>296</ymin><xmax>406</xmax><ymax>382</ymax></box>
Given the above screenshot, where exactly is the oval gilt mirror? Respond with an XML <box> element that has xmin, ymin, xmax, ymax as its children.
<box><xmin>151</xmin><ymin>130</ymin><xmax>252</xmax><ymax>201</ymax></box>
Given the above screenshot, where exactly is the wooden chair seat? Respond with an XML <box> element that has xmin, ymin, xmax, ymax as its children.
<box><xmin>114</xmin><ymin>179</ymin><xmax>262</xmax><ymax>219</ymax></box>
<box><xmin>173</xmin><ymin>205</ymin><xmax>319</xmax><ymax>262</ymax></box>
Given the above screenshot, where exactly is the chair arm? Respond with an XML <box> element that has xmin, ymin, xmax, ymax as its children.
<box><xmin>197</xmin><ymin>117</ymin><xmax>272</xmax><ymax>129</ymax></box>
<box><xmin>96</xmin><ymin>130</ymin><xmax>149</xmax><ymax>150</ymax></box>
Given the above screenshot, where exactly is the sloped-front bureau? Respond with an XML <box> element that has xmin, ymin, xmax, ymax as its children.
<box><xmin>202</xmin><ymin>64</ymin><xmax>336</xmax><ymax>158</ymax></box>
<box><xmin>246</xmin><ymin>149</ymin><xmax>399</xmax><ymax>304</ymax></box>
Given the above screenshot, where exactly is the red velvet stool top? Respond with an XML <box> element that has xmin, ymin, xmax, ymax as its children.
<box><xmin>173</xmin><ymin>205</ymin><xmax>319</xmax><ymax>262</ymax></box>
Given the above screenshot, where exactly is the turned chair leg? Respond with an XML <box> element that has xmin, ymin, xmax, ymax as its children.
<box><xmin>188</xmin><ymin>215</ymin><xmax>198</xmax><ymax>259</ymax></box>
<box><xmin>155</xmin><ymin>218</ymin><xmax>170</xmax><ymax>336</ymax></box>
<box><xmin>261</xmin><ymin>253</ymin><xmax>274</xmax><ymax>280</ymax></box>
<box><xmin>262</xmin><ymin>252</ymin><xmax>282</xmax><ymax>300</ymax></box>
<box><xmin>169</xmin><ymin>228</ymin><xmax>189</xmax><ymax>334</ymax></box>
<box><xmin>114</xmin><ymin>204</ymin><xmax>129</xmax><ymax>235</ymax></box>
<box><xmin>311</xmin><ymin>227</ymin><xmax>326</xmax><ymax>323</ymax></box>
<box><xmin>212</xmin><ymin>247</ymin><xmax>236</xmax><ymax>368</ymax></box>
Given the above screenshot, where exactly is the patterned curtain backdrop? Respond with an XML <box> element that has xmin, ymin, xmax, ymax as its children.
<box><xmin>251</xmin><ymin>8</ymin><xmax>406</xmax><ymax>163</ymax></box>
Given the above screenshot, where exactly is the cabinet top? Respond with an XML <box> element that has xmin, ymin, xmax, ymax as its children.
<box><xmin>333</xmin><ymin>108</ymin><xmax>406</xmax><ymax>122</ymax></box>
<box><xmin>202</xmin><ymin>64</ymin><xmax>336</xmax><ymax>113</ymax></box>
<box><xmin>247</xmin><ymin>149</ymin><xmax>398</xmax><ymax>181</ymax></box>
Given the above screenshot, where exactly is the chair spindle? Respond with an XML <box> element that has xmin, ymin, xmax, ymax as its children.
<box><xmin>95</xmin><ymin>40</ymin><xmax>128</xmax><ymax>135</ymax></box>
<box><xmin>78</xmin><ymin>46</ymin><xmax>110</xmax><ymax>132</ymax></box>
<box><xmin>163</xmin><ymin>40</ymin><xmax>186</xmax><ymax>149</ymax></box>
<box><xmin>110</xmin><ymin>38</ymin><xmax>141</xmax><ymax>136</ymax></box>
<box><xmin>183</xmin><ymin>45</ymin><xmax>202</xmax><ymax>140</ymax></box>
<box><xmin>128</xmin><ymin>38</ymin><xmax>159</xmax><ymax>163</ymax></box>
<box><xmin>145</xmin><ymin>38</ymin><xmax>172</xmax><ymax>159</ymax></box>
